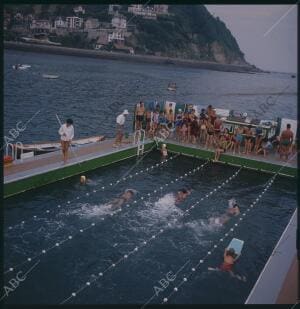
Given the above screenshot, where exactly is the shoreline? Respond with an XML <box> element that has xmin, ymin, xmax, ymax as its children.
<box><xmin>5</xmin><ymin>41</ymin><xmax>263</xmax><ymax>74</ymax></box>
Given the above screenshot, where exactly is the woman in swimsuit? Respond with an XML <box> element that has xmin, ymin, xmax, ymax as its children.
<box><xmin>190</xmin><ymin>116</ymin><xmax>199</xmax><ymax>144</ymax></box>
<box><xmin>234</xmin><ymin>126</ymin><xmax>244</xmax><ymax>154</ymax></box>
<box><xmin>206</xmin><ymin>121</ymin><xmax>215</xmax><ymax>149</ymax></box>
<box><xmin>175</xmin><ymin>109</ymin><xmax>183</xmax><ymax>140</ymax></box>
<box><xmin>145</xmin><ymin>110</ymin><xmax>153</xmax><ymax>134</ymax></box>
<box><xmin>199</xmin><ymin>118</ymin><xmax>207</xmax><ymax>145</ymax></box>
<box><xmin>180</xmin><ymin>121</ymin><xmax>188</xmax><ymax>143</ymax></box>
<box><xmin>243</xmin><ymin>125</ymin><xmax>253</xmax><ymax>155</ymax></box>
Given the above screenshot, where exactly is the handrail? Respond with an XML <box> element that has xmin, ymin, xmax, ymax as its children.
<box><xmin>5</xmin><ymin>143</ymin><xmax>15</xmax><ymax>160</ymax></box>
<box><xmin>15</xmin><ymin>142</ymin><xmax>23</xmax><ymax>161</ymax></box>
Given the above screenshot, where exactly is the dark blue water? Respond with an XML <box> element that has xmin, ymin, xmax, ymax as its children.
<box><xmin>3</xmin><ymin>49</ymin><xmax>297</xmax><ymax>304</ymax></box>
<box><xmin>3</xmin><ymin>153</ymin><xmax>296</xmax><ymax>304</ymax></box>
<box><xmin>4</xmin><ymin>49</ymin><xmax>297</xmax><ymax>143</ymax></box>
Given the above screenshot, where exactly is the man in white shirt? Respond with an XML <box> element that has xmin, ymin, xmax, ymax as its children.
<box><xmin>113</xmin><ymin>110</ymin><xmax>129</xmax><ymax>147</ymax></box>
<box><xmin>58</xmin><ymin>118</ymin><xmax>74</xmax><ymax>164</ymax></box>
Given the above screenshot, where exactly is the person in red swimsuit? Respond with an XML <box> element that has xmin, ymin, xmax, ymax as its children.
<box><xmin>208</xmin><ymin>248</ymin><xmax>247</xmax><ymax>281</ymax></box>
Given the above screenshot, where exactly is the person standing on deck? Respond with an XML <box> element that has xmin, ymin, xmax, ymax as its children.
<box><xmin>58</xmin><ymin>118</ymin><xmax>74</xmax><ymax>164</ymax></box>
<box><xmin>113</xmin><ymin>110</ymin><xmax>129</xmax><ymax>147</ymax></box>
<box><xmin>280</xmin><ymin>124</ymin><xmax>294</xmax><ymax>161</ymax></box>
<box><xmin>135</xmin><ymin>101</ymin><xmax>145</xmax><ymax>130</ymax></box>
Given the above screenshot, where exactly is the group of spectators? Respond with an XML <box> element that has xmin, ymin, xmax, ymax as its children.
<box><xmin>134</xmin><ymin>101</ymin><xmax>296</xmax><ymax>162</ymax></box>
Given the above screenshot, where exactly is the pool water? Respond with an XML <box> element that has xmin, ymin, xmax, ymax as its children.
<box><xmin>3</xmin><ymin>151</ymin><xmax>296</xmax><ymax>304</ymax></box>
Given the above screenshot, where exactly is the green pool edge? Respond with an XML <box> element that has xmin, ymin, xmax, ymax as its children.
<box><xmin>165</xmin><ymin>142</ymin><xmax>297</xmax><ymax>178</ymax></box>
<box><xmin>4</xmin><ymin>141</ymin><xmax>296</xmax><ymax>199</ymax></box>
<box><xmin>4</xmin><ymin>143</ymin><xmax>155</xmax><ymax>199</ymax></box>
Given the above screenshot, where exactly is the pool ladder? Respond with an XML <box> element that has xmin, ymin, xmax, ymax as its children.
<box><xmin>133</xmin><ymin>129</ymin><xmax>145</xmax><ymax>156</ymax></box>
<box><xmin>5</xmin><ymin>142</ymin><xmax>24</xmax><ymax>161</ymax></box>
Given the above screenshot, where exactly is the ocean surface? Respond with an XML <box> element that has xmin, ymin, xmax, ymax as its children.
<box><xmin>3</xmin><ymin>49</ymin><xmax>297</xmax><ymax>304</ymax></box>
<box><xmin>4</xmin><ymin>49</ymin><xmax>297</xmax><ymax>143</ymax></box>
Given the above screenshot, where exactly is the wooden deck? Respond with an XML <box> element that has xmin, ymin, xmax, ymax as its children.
<box><xmin>4</xmin><ymin>137</ymin><xmax>154</xmax><ymax>198</ymax></box>
<box><xmin>5</xmin><ymin>138</ymin><xmax>131</xmax><ymax>181</ymax></box>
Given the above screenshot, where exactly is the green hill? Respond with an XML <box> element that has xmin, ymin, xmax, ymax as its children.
<box><xmin>4</xmin><ymin>4</ymin><xmax>247</xmax><ymax>65</ymax></box>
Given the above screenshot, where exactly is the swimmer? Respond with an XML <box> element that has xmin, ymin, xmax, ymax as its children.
<box><xmin>209</xmin><ymin>198</ymin><xmax>240</xmax><ymax>225</ymax></box>
<box><xmin>208</xmin><ymin>248</ymin><xmax>246</xmax><ymax>281</ymax></box>
<box><xmin>161</xmin><ymin>144</ymin><xmax>168</xmax><ymax>158</ymax></box>
<box><xmin>109</xmin><ymin>189</ymin><xmax>136</xmax><ymax>211</ymax></box>
<box><xmin>175</xmin><ymin>188</ymin><xmax>192</xmax><ymax>205</ymax></box>
<box><xmin>80</xmin><ymin>175</ymin><xmax>86</xmax><ymax>185</ymax></box>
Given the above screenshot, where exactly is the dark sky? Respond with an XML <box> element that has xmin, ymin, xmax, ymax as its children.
<box><xmin>206</xmin><ymin>5</ymin><xmax>297</xmax><ymax>73</ymax></box>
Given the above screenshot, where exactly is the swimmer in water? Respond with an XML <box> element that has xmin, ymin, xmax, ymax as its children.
<box><xmin>208</xmin><ymin>248</ymin><xmax>246</xmax><ymax>281</ymax></box>
<box><xmin>209</xmin><ymin>198</ymin><xmax>240</xmax><ymax>225</ymax></box>
<box><xmin>175</xmin><ymin>188</ymin><xmax>192</xmax><ymax>205</ymax></box>
<box><xmin>161</xmin><ymin>144</ymin><xmax>168</xmax><ymax>158</ymax></box>
<box><xmin>109</xmin><ymin>189</ymin><xmax>136</xmax><ymax>211</ymax></box>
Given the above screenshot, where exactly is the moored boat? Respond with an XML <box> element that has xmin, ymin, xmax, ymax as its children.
<box><xmin>12</xmin><ymin>64</ymin><xmax>31</xmax><ymax>70</ymax></box>
<box><xmin>14</xmin><ymin>135</ymin><xmax>105</xmax><ymax>158</ymax></box>
<box><xmin>42</xmin><ymin>74</ymin><xmax>59</xmax><ymax>79</ymax></box>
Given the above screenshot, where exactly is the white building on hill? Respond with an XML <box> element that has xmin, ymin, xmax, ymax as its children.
<box><xmin>66</xmin><ymin>16</ymin><xmax>83</xmax><ymax>29</ymax></box>
<box><xmin>111</xmin><ymin>15</ymin><xmax>126</xmax><ymax>29</ymax></box>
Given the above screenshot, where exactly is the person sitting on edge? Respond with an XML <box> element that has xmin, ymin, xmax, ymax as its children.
<box><xmin>175</xmin><ymin>188</ymin><xmax>192</xmax><ymax>205</ymax></box>
<box><xmin>208</xmin><ymin>248</ymin><xmax>246</xmax><ymax>281</ymax></box>
<box><xmin>161</xmin><ymin>144</ymin><xmax>168</xmax><ymax>158</ymax></box>
<box><xmin>109</xmin><ymin>189</ymin><xmax>136</xmax><ymax>211</ymax></box>
<box><xmin>58</xmin><ymin>118</ymin><xmax>74</xmax><ymax>164</ymax></box>
<box><xmin>256</xmin><ymin>137</ymin><xmax>272</xmax><ymax>157</ymax></box>
<box><xmin>113</xmin><ymin>109</ymin><xmax>129</xmax><ymax>147</ymax></box>
<box><xmin>214</xmin><ymin>135</ymin><xmax>226</xmax><ymax>161</ymax></box>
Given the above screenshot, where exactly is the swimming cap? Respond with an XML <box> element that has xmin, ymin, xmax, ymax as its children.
<box><xmin>228</xmin><ymin>198</ymin><xmax>236</xmax><ymax>208</ymax></box>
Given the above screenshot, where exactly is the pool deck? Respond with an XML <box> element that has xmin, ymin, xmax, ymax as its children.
<box><xmin>4</xmin><ymin>137</ymin><xmax>154</xmax><ymax>198</ymax></box>
<box><xmin>165</xmin><ymin>138</ymin><xmax>297</xmax><ymax>177</ymax></box>
<box><xmin>4</xmin><ymin>136</ymin><xmax>297</xmax><ymax>198</ymax></box>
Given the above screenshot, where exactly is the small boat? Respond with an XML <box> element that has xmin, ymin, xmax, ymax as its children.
<box><xmin>14</xmin><ymin>135</ymin><xmax>105</xmax><ymax>158</ymax></box>
<box><xmin>12</xmin><ymin>64</ymin><xmax>31</xmax><ymax>70</ymax></box>
<box><xmin>167</xmin><ymin>82</ymin><xmax>177</xmax><ymax>91</ymax></box>
<box><xmin>291</xmin><ymin>74</ymin><xmax>296</xmax><ymax>78</ymax></box>
<box><xmin>42</xmin><ymin>74</ymin><xmax>59</xmax><ymax>79</ymax></box>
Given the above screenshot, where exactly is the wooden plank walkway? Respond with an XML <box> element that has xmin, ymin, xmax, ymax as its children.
<box><xmin>4</xmin><ymin>137</ymin><xmax>146</xmax><ymax>184</ymax></box>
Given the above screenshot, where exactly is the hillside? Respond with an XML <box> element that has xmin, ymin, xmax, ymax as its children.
<box><xmin>4</xmin><ymin>4</ymin><xmax>248</xmax><ymax>65</ymax></box>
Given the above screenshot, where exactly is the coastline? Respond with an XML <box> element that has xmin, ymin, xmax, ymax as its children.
<box><xmin>4</xmin><ymin>41</ymin><xmax>263</xmax><ymax>74</ymax></box>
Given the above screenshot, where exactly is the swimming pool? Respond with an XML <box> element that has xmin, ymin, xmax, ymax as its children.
<box><xmin>3</xmin><ymin>151</ymin><xmax>296</xmax><ymax>304</ymax></box>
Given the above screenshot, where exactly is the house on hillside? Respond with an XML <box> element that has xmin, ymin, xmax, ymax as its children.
<box><xmin>54</xmin><ymin>17</ymin><xmax>67</xmax><ymax>28</ymax></box>
<box><xmin>66</xmin><ymin>16</ymin><xmax>83</xmax><ymax>29</ymax></box>
<box><xmin>128</xmin><ymin>5</ymin><xmax>157</xmax><ymax>19</ymax></box>
<box><xmin>108</xmin><ymin>30</ymin><xmax>124</xmax><ymax>43</ymax></box>
<box><xmin>111</xmin><ymin>15</ymin><xmax>126</xmax><ymax>29</ymax></box>
<box><xmin>30</xmin><ymin>19</ymin><xmax>51</xmax><ymax>34</ymax></box>
<box><xmin>73</xmin><ymin>6</ymin><xmax>85</xmax><ymax>15</ymax></box>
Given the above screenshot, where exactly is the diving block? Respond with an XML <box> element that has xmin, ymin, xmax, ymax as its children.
<box><xmin>227</xmin><ymin>238</ymin><xmax>244</xmax><ymax>258</ymax></box>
